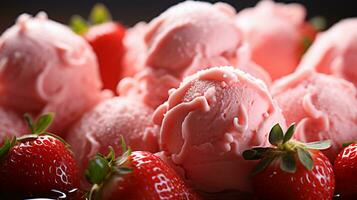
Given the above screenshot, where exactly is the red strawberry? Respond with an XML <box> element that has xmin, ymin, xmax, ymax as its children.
<box><xmin>85</xmin><ymin>22</ymin><xmax>125</xmax><ymax>92</ymax></box>
<box><xmin>70</xmin><ymin>4</ymin><xmax>126</xmax><ymax>92</ymax></box>
<box><xmin>300</xmin><ymin>16</ymin><xmax>326</xmax><ymax>54</ymax></box>
<box><xmin>334</xmin><ymin>143</ymin><xmax>357</xmax><ymax>198</ymax></box>
<box><xmin>0</xmin><ymin>113</ymin><xmax>80</xmax><ymax>199</ymax></box>
<box><xmin>243</xmin><ymin>123</ymin><xmax>335</xmax><ymax>200</ymax></box>
<box><xmin>85</xmin><ymin>142</ymin><xmax>200</xmax><ymax>200</ymax></box>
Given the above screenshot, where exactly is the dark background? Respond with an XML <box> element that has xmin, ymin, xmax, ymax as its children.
<box><xmin>1</xmin><ymin>0</ymin><xmax>356</xmax><ymax>33</ymax></box>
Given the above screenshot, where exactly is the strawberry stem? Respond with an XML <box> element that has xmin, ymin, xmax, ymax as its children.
<box><xmin>85</xmin><ymin>137</ymin><xmax>132</xmax><ymax>200</ymax></box>
<box><xmin>89</xmin><ymin>3</ymin><xmax>112</xmax><ymax>25</ymax></box>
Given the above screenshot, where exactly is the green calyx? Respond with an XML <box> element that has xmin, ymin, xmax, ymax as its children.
<box><xmin>86</xmin><ymin>136</ymin><xmax>132</xmax><ymax>200</ymax></box>
<box><xmin>0</xmin><ymin>112</ymin><xmax>71</xmax><ymax>160</ymax></box>
<box><xmin>301</xmin><ymin>36</ymin><xmax>313</xmax><ymax>55</ymax></box>
<box><xmin>0</xmin><ymin>137</ymin><xmax>16</xmax><ymax>160</ymax></box>
<box><xmin>89</xmin><ymin>3</ymin><xmax>112</xmax><ymax>25</ymax></box>
<box><xmin>24</xmin><ymin>112</ymin><xmax>54</xmax><ymax>135</ymax></box>
<box><xmin>243</xmin><ymin>123</ymin><xmax>331</xmax><ymax>175</ymax></box>
<box><xmin>309</xmin><ymin>16</ymin><xmax>327</xmax><ymax>31</ymax></box>
<box><xmin>70</xmin><ymin>3</ymin><xmax>112</xmax><ymax>35</ymax></box>
<box><xmin>342</xmin><ymin>141</ymin><xmax>357</xmax><ymax>147</ymax></box>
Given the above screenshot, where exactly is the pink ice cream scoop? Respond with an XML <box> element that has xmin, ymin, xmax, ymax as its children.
<box><xmin>0</xmin><ymin>13</ymin><xmax>109</xmax><ymax>134</ymax></box>
<box><xmin>271</xmin><ymin>70</ymin><xmax>357</xmax><ymax>161</ymax></box>
<box><xmin>143</xmin><ymin>1</ymin><xmax>240</xmax><ymax>76</ymax></box>
<box><xmin>118</xmin><ymin>68</ymin><xmax>181</xmax><ymax>109</ymax></box>
<box><xmin>122</xmin><ymin>1</ymin><xmax>271</xmax><ymax>79</ymax></box>
<box><xmin>67</xmin><ymin>96</ymin><xmax>159</xmax><ymax>175</ymax></box>
<box><xmin>236</xmin><ymin>0</ymin><xmax>307</xmax><ymax>80</ymax></box>
<box><xmin>0</xmin><ymin>107</ymin><xmax>27</xmax><ymax>144</ymax></box>
<box><xmin>121</xmin><ymin>22</ymin><xmax>148</xmax><ymax>78</ymax></box>
<box><xmin>120</xmin><ymin>1</ymin><xmax>271</xmax><ymax>109</ymax></box>
<box><xmin>297</xmin><ymin>18</ymin><xmax>357</xmax><ymax>86</ymax></box>
<box><xmin>153</xmin><ymin>67</ymin><xmax>286</xmax><ymax>193</ymax></box>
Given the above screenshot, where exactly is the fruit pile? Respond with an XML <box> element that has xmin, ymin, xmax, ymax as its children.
<box><xmin>0</xmin><ymin>1</ymin><xmax>356</xmax><ymax>199</ymax></box>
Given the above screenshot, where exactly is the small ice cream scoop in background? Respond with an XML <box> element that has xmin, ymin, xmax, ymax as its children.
<box><xmin>272</xmin><ymin>69</ymin><xmax>357</xmax><ymax>161</ymax></box>
<box><xmin>236</xmin><ymin>0</ymin><xmax>321</xmax><ymax>80</ymax></box>
<box><xmin>0</xmin><ymin>13</ymin><xmax>109</xmax><ymax>134</ymax></box>
<box><xmin>120</xmin><ymin>1</ymin><xmax>271</xmax><ymax>110</ymax></box>
<box><xmin>298</xmin><ymin>18</ymin><xmax>357</xmax><ymax>87</ymax></box>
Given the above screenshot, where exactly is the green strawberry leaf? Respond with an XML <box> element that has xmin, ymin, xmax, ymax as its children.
<box><xmin>243</xmin><ymin>149</ymin><xmax>259</xmax><ymax>160</ymax></box>
<box><xmin>17</xmin><ymin>134</ymin><xmax>39</xmax><ymax>141</ymax></box>
<box><xmin>120</xmin><ymin>135</ymin><xmax>127</xmax><ymax>153</ymax></box>
<box><xmin>89</xmin><ymin>3</ymin><xmax>112</xmax><ymax>25</ymax></box>
<box><xmin>280</xmin><ymin>152</ymin><xmax>296</xmax><ymax>173</ymax></box>
<box><xmin>252</xmin><ymin>155</ymin><xmax>276</xmax><ymax>175</ymax></box>
<box><xmin>269</xmin><ymin>124</ymin><xmax>284</xmax><ymax>146</ymax></box>
<box><xmin>302</xmin><ymin>36</ymin><xmax>313</xmax><ymax>54</ymax></box>
<box><xmin>105</xmin><ymin>146</ymin><xmax>116</xmax><ymax>164</ymax></box>
<box><xmin>115</xmin><ymin>136</ymin><xmax>132</xmax><ymax>166</ymax></box>
<box><xmin>0</xmin><ymin>137</ymin><xmax>16</xmax><ymax>160</ymax></box>
<box><xmin>304</xmin><ymin>140</ymin><xmax>331</xmax><ymax>150</ymax></box>
<box><xmin>85</xmin><ymin>154</ymin><xmax>111</xmax><ymax>184</ymax></box>
<box><xmin>309</xmin><ymin>16</ymin><xmax>327</xmax><ymax>31</ymax></box>
<box><xmin>24</xmin><ymin>113</ymin><xmax>35</xmax><ymax>134</ymax></box>
<box><xmin>283</xmin><ymin>123</ymin><xmax>295</xmax><ymax>144</ymax></box>
<box><xmin>69</xmin><ymin>15</ymin><xmax>89</xmax><ymax>35</ymax></box>
<box><xmin>297</xmin><ymin>147</ymin><xmax>313</xmax><ymax>170</ymax></box>
<box><xmin>342</xmin><ymin>142</ymin><xmax>355</xmax><ymax>147</ymax></box>
<box><xmin>34</xmin><ymin>113</ymin><xmax>54</xmax><ymax>135</ymax></box>
<box><xmin>116</xmin><ymin>148</ymin><xmax>132</xmax><ymax>166</ymax></box>
<box><xmin>23</xmin><ymin>113</ymin><xmax>54</xmax><ymax>135</ymax></box>
<box><xmin>243</xmin><ymin>147</ymin><xmax>271</xmax><ymax>160</ymax></box>
<box><xmin>114</xmin><ymin>166</ymin><xmax>133</xmax><ymax>175</ymax></box>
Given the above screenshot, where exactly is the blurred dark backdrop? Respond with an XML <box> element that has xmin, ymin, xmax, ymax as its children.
<box><xmin>1</xmin><ymin>0</ymin><xmax>356</xmax><ymax>33</ymax></box>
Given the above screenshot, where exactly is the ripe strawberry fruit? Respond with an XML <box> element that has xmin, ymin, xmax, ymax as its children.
<box><xmin>243</xmin><ymin>123</ymin><xmax>335</xmax><ymax>200</ymax></box>
<box><xmin>0</xmin><ymin>113</ymin><xmax>80</xmax><ymax>199</ymax></box>
<box><xmin>85</xmin><ymin>141</ymin><xmax>199</xmax><ymax>200</ymax></box>
<box><xmin>70</xmin><ymin>4</ymin><xmax>126</xmax><ymax>92</ymax></box>
<box><xmin>300</xmin><ymin>16</ymin><xmax>326</xmax><ymax>54</ymax></box>
<box><xmin>334</xmin><ymin>143</ymin><xmax>357</xmax><ymax>198</ymax></box>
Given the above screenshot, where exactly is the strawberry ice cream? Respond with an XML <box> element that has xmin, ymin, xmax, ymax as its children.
<box><xmin>123</xmin><ymin>1</ymin><xmax>270</xmax><ymax>81</ymax></box>
<box><xmin>120</xmin><ymin>1</ymin><xmax>271</xmax><ymax>109</ymax></box>
<box><xmin>298</xmin><ymin>18</ymin><xmax>357</xmax><ymax>86</ymax></box>
<box><xmin>0</xmin><ymin>13</ymin><xmax>108</xmax><ymax>133</ymax></box>
<box><xmin>0</xmin><ymin>107</ymin><xmax>27</xmax><ymax>144</ymax></box>
<box><xmin>143</xmin><ymin>1</ymin><xmax>240</xmax><ymax>76</ymax></box>
<box><xmin>271</xmin><ymin>70</ymin><xmax>357</xmax><ymax>161</ymax></box>
<box><xmin>153</xmin><ymin>67</ymin><xmax>286</xmax><ymax>193</ymax></box>
<box><xmin>121</xmin><ymin>22</ymin><xmax>147</xmax><ymax>78</ymax></box>
<box><xmin>67</xmin><ymin>96</ymin><xmax>159</xmax><ymax>175</ymax></box>
<box><xmin>118</xmin><ymin>68</ymin><xmax>181</xmax><ymax>109</ymax></box>
<box><xmin>235</xmin><ymin>0</ymin><xmax>307</xmax><ymax>80</ymax></box>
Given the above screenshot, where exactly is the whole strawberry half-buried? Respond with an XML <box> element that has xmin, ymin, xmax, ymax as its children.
<box><xmin>85</xmin><ymin>140</ymin><xmax>200</xmax><ymax>200</ymax></box>
<box><xmin>243</xmin><ymin>123</ymin><xmax>335</xmax><ymax>200</ymax></box>
<box><xmin>0</xmin><ymin>113</ymin><xmax>80</xmax><ymax>199</ymax></box>
<box><xmin>70</xmin><ymin>4</ymin><xmax>126</xmax><ymax>92</ymax></box>
<box><xmin>334</xmin><ymin>143</ymin><xmax>357</xmax><ymax>198</ymax></box>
